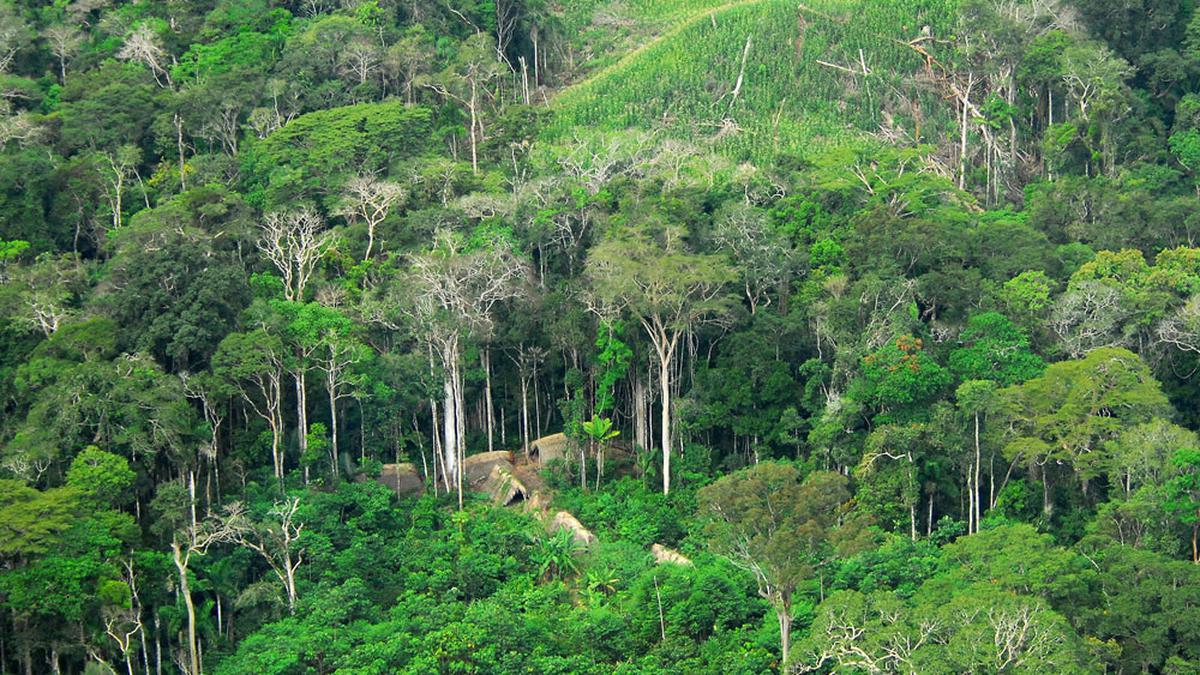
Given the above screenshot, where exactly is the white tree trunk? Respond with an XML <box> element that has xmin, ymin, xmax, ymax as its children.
<box><xmin>171</xmin><ymin>544</ymin><xmax>199</xmax><ymax>675</ymax></box>
<box><xmin>327</xmin><ymin>379</ymin><xmax>339</xmax><ymax>477</ymax></box>
<box><xmin>295</xmin><ymin>370</ymin><xmax>308</xmax><ymax>473</ymax></box>
<box><xmin>482</xmin><ymin>350</ymin><xmax>494</xmax><ymax>452</ymax></box>
<box><xmin>442</xmin><ymin>376</ymin><xmax>457</xmax><ymax>490</ymax></box>
<box><xmin>658</xmin><ymin>351</ymin><xmax>672</xmax><ymax>495</ymax></box>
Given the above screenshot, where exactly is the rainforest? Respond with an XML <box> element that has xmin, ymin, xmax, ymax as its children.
<box><xmin>2</xmin><ymin>0</ymin><xmax>1200</xmax><ymax>673</ymax></box>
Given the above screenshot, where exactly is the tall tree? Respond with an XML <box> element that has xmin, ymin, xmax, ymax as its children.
<box><xmin>586</xmin><ymin>223</ymin><xmax>734</xmax><ymax>494</ymax></box>
<box><xmin>396</xmin><ymin>229</ymin><xmax>528</xmax><ymax>504</ymax></box>
<box><xmin>699</xmin><ymin>463</ymin><xmax>865</xmax><ymax>668</ymax></box>
<box><xmin>1000</xmin><ymin>347</ymin><xmax>1172</xmax><ymax>516</ymax></box>
<box><xmin>336</xmin><ymin>175</ymin><xmax>406</xmax><ymax>262</ymax></box>
<box><xmin>213</xmin><ymin>330</ymin><xmax>288</xmax><ymax>484</ymax></box>
<box><xmin>425</xmin><ymin>33</ymin><xmax>501</xmax><ymax>174</ymax></box>
<box><xmin>1165</xmin><ymin>448</ymin><xmax>1200</xmax><ymax>563</ymax></box>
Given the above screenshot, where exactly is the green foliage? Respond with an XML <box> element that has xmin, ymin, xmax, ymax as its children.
<box><xmin>250</xmin><ymin>101</ymin><xmax>433</xmax><ymax>207</ymax></box>
<box><xmin>949</xmin><ymin>312</ymin><xmax>1045</xmax><ymax>385</ymax></box>
<box><xmin>1001</xmin><ymin>347</ymin><xmax>1172</xmax><ymax>485</ymax></box>
<box><xmin>556</xmin><ymin>477</ymin><xmax>689</xmax><ymax>547</ymax></box>
<box><xmin>593</xmin><ymin>319</ymin><xmax>631</xmax><ymax>415</ymax></box>
<box><xmin>1165</xmin><ymin>447</ymin><xmax>1200</xmax><ymax>561</ymax></box>
<box><xmin>531</xmin><ymin>528</ymin><xmax>581</xmax><ymax>581</ymax></box>
<box><xmin>855</xmin><ymin>335</ymin><xmax>951</xmax><ymax>421</ymax></box>
<box><xmin>0</xmin><ymin>481</ymin><xmax>79</xmax><ymax>560</ymax></box>
<box><xmin>66</xmin><ymin>446</ymin><xmax>135</xmax><ymax>507</ymax></box>
<box><xmin>550</xmin><ymin>0</ymin><xmax>959</xmax><ymax>163</ymax></box>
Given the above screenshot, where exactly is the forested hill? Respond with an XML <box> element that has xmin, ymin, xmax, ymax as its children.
<box><xmin>5</xmin><ymin>0</ymin><xmax>1200</xmax><ymax>673</ymax></box>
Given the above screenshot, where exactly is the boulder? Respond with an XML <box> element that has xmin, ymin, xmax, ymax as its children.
<box><xmin>651</xmin><ymin>543</ymin><xmax>693</xmax><ymax>567</ymax></box>
<box><xmin>550</xmin><ymin>510</ymin><xmax>597</xmax><ymax>548</ymax></box>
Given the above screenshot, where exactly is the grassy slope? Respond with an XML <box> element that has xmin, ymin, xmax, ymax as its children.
<box><xmin>549</xmin><ymin>0</ymin><xmax>959</xmax><ymax>162</ymax></box>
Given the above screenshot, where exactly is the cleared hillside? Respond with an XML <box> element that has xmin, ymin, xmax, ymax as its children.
<box><xmin>549</xmin><ymin>0</ymin><xmax>959</xmax><ymax>162</ymax></box>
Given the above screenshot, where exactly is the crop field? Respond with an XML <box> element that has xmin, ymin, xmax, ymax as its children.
<box><xmin>549</xmin><ymin>0</ymin><xmax>960</xmax><ymax>163</ymax></box>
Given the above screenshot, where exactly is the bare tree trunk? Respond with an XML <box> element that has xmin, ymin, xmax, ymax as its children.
<box><xmin>468</xmin><ymin>82</ymin><xmax>479</xmax><ymax>175</ymax></box>
<box><xmin>1039</xmin><ymin>464</ymin><xmax>1053</xmax><ymax>519</ymax></box>
<box><xmin>633</xmin><ymin>373</ymin><xmax>648</xmax><ymax>452</ymax></box>
<box><xmin>442</xmin><ymin>376</ymin><xmax>457</xmax><ymax>494</ymax></box>
<box><xmin>534</xmin><ymin>364</ymin><xmax>542</xmax><ymax>439</ymax></box>
<box><xmin>175</xmin><ymin>114</ymin><xmax>187</xmax><ymax>193</ymax></box>
<box><xmin>453</xmin><ymin>359</ymin><xmax>466</xmax><ymax>509</ymax></box>
<box><xmin>283</xmin><ymin>555</ymin><xmax>298</xmax><ymax>612</ymax></box>
<box><xmin>658</xmin><ymin>348</ymin><xmax>672</xmax><ymax>495</ymax></box>
<box><xmin>483</xmin><ymin>350</ymin><xmax>494</xmax><ymax>453</ymax></box>
<box><xmin>974</xmin><ymin>412</ymin><xmax>982</xmax><ymax>531</ymax></box>
<box><xmin>154</xmin><ymin>613</ymin><xmax>162</xmax><ymax>675</ymax></box>
<box><xmin>295</xmin><ymin>370</ymin><xmax>308</xmax><ymax>476</ymax></box>
<box><xmin>171</xmin><ymin>543</ymin><xmax>199</xmax><ymax>675</ymax></box>
<box><xmin>327</xmin><ymin>378</ymin><xmax>339</xmax><ymax>477</ymax></box>
<box><xmin>140</xmin><ymin>610</ymin><xmax>151</xmax><ymax>675</ymax></box>
<box><xmin>967</xmin><ymin>462</ymin><xmax>974</xmax><ymax>535</ymax></box>
<box><xmin>777</xmin><ymin>599</ymin><xmax>792</xmax><ymax>669</ymax></box>
<box><xmin>520</xmin><ymin>373</ymin><xmax>530</xmax><ymax>461</ymax></box>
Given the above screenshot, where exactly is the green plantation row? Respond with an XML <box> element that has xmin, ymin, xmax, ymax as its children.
<box><xmin>549</xmin><ymin>0</ymin><xmax>960</xmax><ymax>162</ymax></box>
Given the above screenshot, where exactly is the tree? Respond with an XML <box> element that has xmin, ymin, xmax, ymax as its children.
<box><xmin>116</xmin><ymin>22</ymin><xmax>172</xmax><ymax>89</ymax></box>
<box><xmin>710</xmin><ymin>204</ymin><xmax>792</xmax><ymax>314</ymax></box>
<box><xmin>580</xmin><ymin>415</ymin><xmax>619</xmax><ymax>489</ymax></box>
<box><xmin>336</xmin><ymin>175</ymin><xmax>406</xmax><ymax>262</ymax></box>
<box><xmin>42</xmin><ymin>25</ymin><xmax>82</xmax><ymax>84</ymax></box>
<box><xmin>0</xmin><ymin>6</ymin><xmax>31</xmax><ymax>76</ymax></box>
<box><xmin>213</xmin><ymin>330</ymin><xmax>288</xmax><ymax>483</ymax></box>
<box><xmin>231</xmin><ymin>498</ymin><xmax>306</xmax><ymax>613</ymax></box>
<box><xmin>949</xmin><ymin>312</ymin><xmax>1045</xmax><ymax>386</ymax></box>
<box><xmin>587</xmin><ymin>224</ymin><xmax>735</xmax><ymax>494</ymax></box>
<box><xmin>102</xmin><ymin>192</ymin><xmax>252</xmax><ymax>370</ymax></box>
<box><xmin>9</xmin><ymin>253</ymin><xmax>86</xmax><ymax>338</ymax></box>
<box><xmin>1000</xmin><ymin>347</ymin><xmax>1172</xmax><ymax>516</ymax></box>
<box><xmin>1107</xmin><ymin>420</ymin><xmax>1197</xmax><ymax>497</ymax></box>
<box><xmin>0</xmin><ymin>481</ymin><xmax>78</xmax><ymax>562</ymax></box>
<box><xmin>1156</xmin><ymin>294</ymin><xmax>1200</xmax><ymax>354</ymax></box>
<box><xmin>698</xmin><ymin>463</ymin><xmax>862</xmax><ymax>668</ymax></box>
<box><xmin>1165</xmin><ymin>448</ymin><xmax>1200</xmax><ymax>563</ymax></box>
<box><xmin>385</xmin><ymin>28</ymin><xmax>434</xmax><ymax>104</ymax></box>
<box><xmin>312</xmin><ymin>314</ymin><xmax>368</xmax><ymax>476</ymax></box>
<box><xmin>395</xmin><ymin>229</ymin><xmax>528</xmax><ymax>504</ymax></box>
<box><xmin>258</xmin><ymin>210</ymin><xmax>332</xmax><ymax>470</ymax></box>
<box><xmin>794</xmin><ymin>583</ymin><xmax>1091</xmax><ymax>673</ymax></box>
<box><xmin>956</xmin><ymin>380</ymin><xmax>998</xmax><ymax>533</ymax></box>
<box><xmin>96</xmin><ymin>145</ymin><xmax>141</xmax><ymax>232</ymax></box>
<box><xmin>425</xmin><ymin>33</ymin><xmax>501</xmax><ymax>174</ymax></box>
<box><xmin>65</xmin><ymin>446</ymin><xmax>135</xmax><ymax>508</ymax></box>
<box><xmin>171</xmin><ymin>509</ymin><xmax>242</xmax><ymax>675</ymax></box>
<box><xmin>257</xmin><ymin>208</ymin><xmax>332</xmax><ymax>303</ymax></box>
<box><xmin>855</xmin><ymin>335</ymin><xmax>951</xmax><ymax>424</ymax></box>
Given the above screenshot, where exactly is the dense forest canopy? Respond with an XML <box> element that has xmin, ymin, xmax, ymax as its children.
<box><xmin>4</xmin><ymin>0</ymin><xmax>1200</xmax><ymax>672</ymax></box>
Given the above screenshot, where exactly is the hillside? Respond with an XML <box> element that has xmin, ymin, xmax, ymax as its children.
<box><xmin>5</xmin><ymin>0</ymin><xmax>1200</xmax><ymax>672</ymax></box>
<box><xmin>550</xmin><ymin>0</ymin><xmax>959</xmax><ymax>161</ymax></box>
